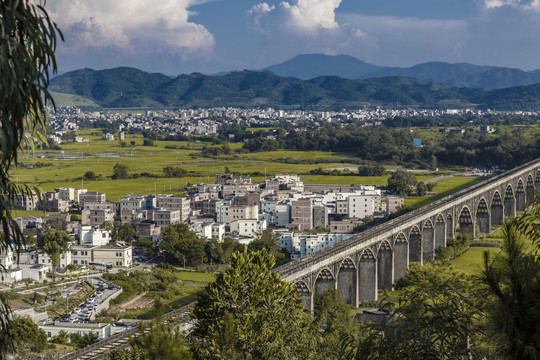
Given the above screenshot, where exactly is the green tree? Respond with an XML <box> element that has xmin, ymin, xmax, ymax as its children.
<box><xmin>248</xmin><ymin>229</ymin><xmax>289</xmax><ymax>266</ymax></box>
<box><xmin>416</xmin><ymin>181</ymin><xmax>428</xmax><ymax>196</ymax></box>
<box><xmin>159</xmin><ymin>223</ymin><xmax>207</xmax><ymax>266</ymax></box>
<box><xmin>83</xmin><ymin>171</ymin><xmax>100</xmax><ymax>180</ymax></box>
<box><xmin>344</xmin><ymin>262</ymin><xmax>489</xmax><ymax>360</ymax></box>
<box><xmin>41</xmin><ymin>229</ymin><xmax>71</xmax><ymax>275</ymax></box>
<box><xmin>129</xmin><ymin>299</ymin><xmax>191</xmax><ymax>360</ymax></box>
<box><xmin>204</xmin><ymin>238</ymin><xmax>223</xmax><ymax>264</ymax></box>
<box><xmin>105</xmin><ymin>221</ymin><xmax>136</xmax><ymax>243</ymax></box>
<box><xmin>192</xmin><ymin>248</ymin><xmax>321</xmax><ymax>359</ymax></box>
<box><xmin>387</xmin><ymin>169</ymin><xmax>417</xmax><ymax>195</ymax></box>
<box><xmin>109</xmin><ymin>349</ymin><xmax>146</xmax><ymax>360</ymax></box>
<box><xmin>480</xmin><ymin>220</ymin><xmax>540</xmax><ymax>359</ymax></box>
<box><xmin>314</xmin><ymin>290</ymin><xmax>360</xmax><ymax>359</ymax></box>
<box><xmin>7</xmin><ymin>317</ymin><xmax>48</xmax><ymax>353</ymax></box>
<box><xmin>51</xmin><ymin>330</ymin><xmax>69</xmax><ymax>345</ymax></box>
<box><xmin>69</xmin><ymin>331</ymin><xmax>99</xmax><ymax>349</ymax></box>
<box><xmin>0</xmin><ymin>0</ymin><xmax>62</xmax><ymax>355</ymax></box>
<box><xmin>112</xmin><ymin>163</ymin><xmax>130</xmax><ymax>179</ymax></box>
<box><xmin>163</xmin><ymin>166</ymin><xmax>188</xmax><ymax>178</ymax></box>
<box><xmin>44</xmin><ymin>218</ymin><xmax>67</xmax><ymax>231</ymax></box>
<box><xmin>358</xmin><ymin>164</ymin><xmax>386</xmax><ymax>176</ymax></box>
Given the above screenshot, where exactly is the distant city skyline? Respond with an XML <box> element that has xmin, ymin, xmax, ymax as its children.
<box><xmin>47</xmin><ymin>0</ymin><xmax>540</xmax><ymax>75</ymax></box>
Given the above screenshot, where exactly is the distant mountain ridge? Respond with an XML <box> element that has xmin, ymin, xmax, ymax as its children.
<box><xmin>49</xmin><ymin>66</ymin><xmax>540</xmax><ymax>111</ymax></box>
<box><xmin>264</xmin><ymin>54</ymin><xmax>540</xmax><ymax>90</ymax></box>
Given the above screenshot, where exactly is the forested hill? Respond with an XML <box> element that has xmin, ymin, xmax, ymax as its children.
<box><xmin>264</xmin><ymin>53</ymin><xmax>540</xmax><ymax>90</ymax></box>
<box><xmin>50</xmin><ymin>67</ymin><xmax>540</xmax><ymax>110</ymax></box>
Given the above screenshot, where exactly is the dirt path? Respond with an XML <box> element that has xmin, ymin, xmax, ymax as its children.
<box><xmin>107</xmin><ymin>292</ymin><xmax>154</xmax><ymax>313</ymax></box>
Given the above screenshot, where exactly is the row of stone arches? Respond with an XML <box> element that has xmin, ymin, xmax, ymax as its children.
<box><xmin>293</xmin><ymin>168</ymin><xmax>540</xmax><ymax>310</ymax></box>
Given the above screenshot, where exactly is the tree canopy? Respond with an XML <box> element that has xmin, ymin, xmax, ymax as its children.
<box><xmin>192</xmin><ymin>248</ymin><xmax>320</xmax><ymax>359</ymax></box>
<box><xmin>159</xmin><ymin>223</ymin><xmax>207</xmax><ymax>266</ymax></box>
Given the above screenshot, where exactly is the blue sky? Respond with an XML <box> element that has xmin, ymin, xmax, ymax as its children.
<box><xmin>48</xmin><ymin>0</ymin><xmax>540</xmax><ymax>75</ymax></box>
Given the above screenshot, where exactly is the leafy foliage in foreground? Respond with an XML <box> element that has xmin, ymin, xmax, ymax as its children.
<box><xmin>192</xmin><ymin>248</ymin><xmax>320</xmax><ymax>359</ymax></box>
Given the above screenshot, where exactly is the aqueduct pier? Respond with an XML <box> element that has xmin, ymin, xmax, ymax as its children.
<box><xmin>274</xmin><ymin>158</ymin><xmax>540</xmax><ymax>310</ymax></box>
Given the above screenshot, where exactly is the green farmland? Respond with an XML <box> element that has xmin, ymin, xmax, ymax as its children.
<box><xmin>11</xmin><ymin>130</ymin><xmax>483</xmax><ymax>202</ymax></box>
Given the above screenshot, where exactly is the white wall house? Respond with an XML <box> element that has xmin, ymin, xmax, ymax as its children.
<box><xmin>38</xmin><ymin>321</ymin><xmax>111</xmax><ymax>340</ymax></box>
<box><xmin>0</xmin><ymin>247</ymin><xmax>15</xmax><ymax>270</ymax></box>
<box><xmin>22</xmin><ymin>264</ymin><xmax>49</xmax><ymax>282</ymax></box>
<box><xmin>36</xmin><ymin>250</ymin><xmax>72</xmax><ymax>270</ymax></box>
<box><xmin>71</xmin><ymin>244</ymin><xmax>96</xmax><ymax>266</ymax></box>
<box><xmin>79</xmin><ymin>225</ymin><xmax>110</xmax><ymax>246</ymax></box>
<box><xmin>211</xmin><ymin>223</ymin><xmax>225</xmax><ymax>242</ymax></box>
<box><xmin>93</xmin><ymin>245</ymin><xmax>132</xmax><ymax>267</ymax></box>
<box><xmin>230</xmin><ymin>219</ymin><xmax>267</xmax><ymax>237</ymax></box>
<box><xmin>0</xmin><ymin>268</ymin><xmax>22</xmax><ymax>285</ymax></box>
<box><xmin>276</xmin><ymin>231</ymin><xmax>355</xmax><ymax>259</ymax></box>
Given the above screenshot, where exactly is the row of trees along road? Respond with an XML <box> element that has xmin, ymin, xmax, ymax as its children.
<box><xmin>110</xmin><ymin>199</ymin><xmax>540</xmax><ymax>360</ymax></box>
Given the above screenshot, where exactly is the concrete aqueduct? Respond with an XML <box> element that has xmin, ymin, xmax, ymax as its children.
<box><xmin>274</xmin><ymin>158</ymin><xmax>540</xmax><ymax>311</ymax></box>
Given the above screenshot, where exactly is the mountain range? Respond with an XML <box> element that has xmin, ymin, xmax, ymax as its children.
<box><xmin>264</xmin><ymin>54</ymin><xmax>540</xmax><ymax>90</ymax></box>
<box><xmin>49</xmin><ymin>60</ymin><xmax>540</xmax><ymax>111</ymax></box>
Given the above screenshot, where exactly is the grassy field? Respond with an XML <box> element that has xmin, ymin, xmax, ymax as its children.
<box><xmin>12</xmin><ymin>130</ymin><xmax>467</xmax><ymax>201</ymax></box>
<box><xmin>50</xmin><ymin>91</ymin><xmax>101</xmax><ymax>108</ymax></box>
<box><xmin>407</xmin><ymin>176</ymin><xmax>486</xmax><ymax>209</ymax></box>
<box><xmin>448</xmin><ymin>247</ymin><xmax>499</xmax><ymax>275</ymax></box>
<box><xmin>101</xmin><ymin>268</ymin><xmax>215</xmax><ymax>320</ymax></box>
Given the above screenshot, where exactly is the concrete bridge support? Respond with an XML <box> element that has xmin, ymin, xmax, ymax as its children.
<box><xmin>476</xmin><ymin>199</ymin><xmax>490</xmax><ymax>234</ymax></box>
<box><xmin>446</xmin><ymin>214</ymin><xmax>455</xmax><ymax>239</ymax></box>
<box><xmin>377</xmin><ymin>242</ymin><xmax>393</xmax><ymax>291</ymax></box>
<box><xmin>296</xmin><ymin>282</ymin><xmax>312</xmax><ymax>311</ymax></box>
<box><xmin>526</xmin><ymin>176</ymin><xmax>535</xmax><ymax>204</ymax></box>
<box><xmin>504</xmin><ymin>186</ymin><xmax>516</xmax><ymax>218</ymax></box>
<box><xmin>337</xmin><ymin>259</ymin><xmax>357</xmax><ymax>306</ymax></box>
<box><xmin>536</xmin><ymin>170</ymin><xmax>540</xmax><ymax>194</ymax></box>
<box><xmin>393</xmin><ymin>234</ymin><xmax>408</xmax><ymax>281</ymax></box>
<box><xmin>314</xmin><ymin>269</ymin><xmax>335</xmax><ymax>297</ymax></box>
<box><xmin>358</xmin><ymin>250</ymin><xmax>377</xmax><ymax>301</ymax></box>
<box><xmin>435</xmin><ymin>216</ymin><xmax>446</xmax><ymax>249</ymax></box>
<box><xmin>491</xmin><ymin>191</ymin><xmax>504</xmax><ymax>226</ymax></box>
<box><xmin>516</xmin><ymin>191</ymin><xmax>526</xmax><ymax>211</ymax></box>
<box><xmin>409</xmin><ymin>227</ymin><xmax>422</xmax><ymax>264</ymax></box>
<box><xmin>422</xmin><ymin>221</ymin><xmax>435</xmax><ymax>261</ymax></box>
<box><xmin>458</xmin><ymin>207</ymin><xmax>475</xmax><ymax>237</ymax></box>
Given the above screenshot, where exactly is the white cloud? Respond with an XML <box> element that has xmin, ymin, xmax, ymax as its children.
<box><xmin>280</xmin><ymin>0</ymin><xmax>342</xmax><ymax>32</ymax></box>
<box><xmin>482</xmin><ymin>0</ymin><xmax>540</xmax><ymax>10</ymax></box>
<box><xmin>247</xmin><ymin>3</ymin><xmax>276</xmax><ymax>26</ymax></box>
<box><xmin>48</xmin><ymin>0</ymin><xmax>215</xmax><ymax>55</ymax></box>
<box><xmin>248</xmin><ymin>0</ymin><xmax>342</xmax><ymax>34</ymax></box>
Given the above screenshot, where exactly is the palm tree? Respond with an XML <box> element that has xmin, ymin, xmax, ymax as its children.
<box><xmin>480</xmin><ymin>220</ymin><xmax>540</xmax><ymax>359</ymax></box>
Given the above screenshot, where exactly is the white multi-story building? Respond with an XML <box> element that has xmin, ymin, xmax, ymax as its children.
<box><xmin>347</xmin><ymin>195</ymin><xmax>376</xmax><ymax>219</ymax></box>
<box><xmin>212</xmin><ymin>223</ymin><xmax>225</xmax><ymax>242</ymax></box>
<box><xmin>79</xmin><ymin>226</ymin><xmax>110</xmax><ymax>246</ymax></box>
<box><xmin>71</xmin><ymin>244</ymin><xmax>96</xmax><ymax>266</ymax></box>
<box><xmin>230</xmin><ymin>219</ymin><xmax>267</xmax><ymax>237</ymax></box>
<box><xmin>0</xmin><ymin>247</ymin><xmax>15</xmax><ymax>270</ymax></box>
<box><xmin>118</xmin><ymin>195</ymin><xmax>146</xmax><ymax>212</ymax></box>
<box><xmin>55</xmin><ymin>187</ymin><xmax>87</xmax><ymax>203</ymax></box>
<box><xmin>191</xmin><ymin>222</ymin><xmax>213</xmax><ymax>240</ymax></box>
<box><xmin>276</xmin><ymin>231</ymin><xmax>354</xmax><ymax>259</ymax></box>
<box><xmin>36</xmin><ymin>250</ymin><xmax>72</xmax><ymax>270</ymax></box>
<box><xmin>93</xmin><ymin>244</ymin><xmax>132</xmax><ymax>267</ymax></box>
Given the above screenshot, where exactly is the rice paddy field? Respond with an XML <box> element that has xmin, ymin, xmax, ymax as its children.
<box><xmin>11</xmin><ymin>129</ymin><xmax>482</xmax><ymax>202</ymax></box>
